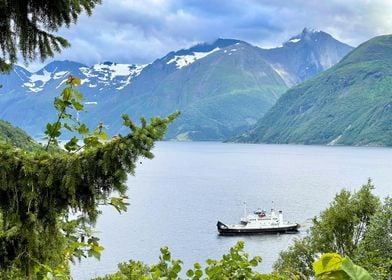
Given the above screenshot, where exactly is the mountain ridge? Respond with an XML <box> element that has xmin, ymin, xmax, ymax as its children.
<box><xmin>235</xmin><ymin>34</ymin><xmax>392</xmax><ymax>146</ymax></box>
<box><xmin>0</xmin><ymin>29</ymin><xmax>353</xmax><ymax>141</ymax></box>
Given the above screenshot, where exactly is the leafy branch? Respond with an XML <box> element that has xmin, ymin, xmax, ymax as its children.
<box><xmin>0</xmin><ymin>75</ymin><xmax>179</xmax><ymax>277</ymax></box>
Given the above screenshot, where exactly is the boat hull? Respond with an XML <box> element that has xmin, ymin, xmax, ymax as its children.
<box><xmin>217</xmin><ymin>221</ymin><xmax>299</xmax><ymax>235</ymax></box>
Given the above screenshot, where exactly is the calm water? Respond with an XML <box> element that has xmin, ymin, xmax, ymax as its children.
<box><xmin>71</xmin><ymin>142</ymin><xmax>392</xmax><ymax>279</ymax></box>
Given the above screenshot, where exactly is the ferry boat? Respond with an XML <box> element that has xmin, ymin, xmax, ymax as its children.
<box><xmin>217</xmin><ymin>206</ymin><xmax>299</xmax><ymax>235</ymax></box>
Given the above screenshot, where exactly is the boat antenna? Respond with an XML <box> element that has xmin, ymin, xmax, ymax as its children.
<box><xmin>243</xmin><ymin>201</ymin><xmax>247</xmax><ymax>217</ymax></box>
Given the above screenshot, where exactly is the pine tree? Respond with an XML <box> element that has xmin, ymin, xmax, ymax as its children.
<box><xmin>0</xmin><ymin>2</ymin><xmax>180</xmax><ymax>277</ymax></box>
<box><xmin>0</xmin><ymin>77</ymin><xmax>178</xmax><ymax>277</ymax></box>
<box><xmin>0</xmin><ymin>0</ymin><xmax>101</xmax><ymax>72</ymax></box>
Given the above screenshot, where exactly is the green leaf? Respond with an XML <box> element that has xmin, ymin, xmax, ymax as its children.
<box><xmin>95</xmin><ymin>131</ymin><xmax>108</xmax><ymax>141</ymax></box>
<box><xmin>77</xmin><ymin>123</ymin><xmax>90</xmax><ymax>136</ymax></box>
<box><xmin>313</xmin><ymin>253</ymin><xmax>344</xmax><ymax>276</ymax></box>
<box><xmin>109</xmin><ymin>196</ymin><xmax>129</xmax><ymax>213</ymax></box>
<box><xmin>83</xmin><ymin>136</ymin><xmax>100</xmax><ymax>148</ymax></box>
<box><xmin>54</xmin><ymin>97</ymin><xmax>66</xmax><ymax>111</ymax></box>
<box><xmin>71</xmin><ymin>99</ymin><xmax>84</xmax><ymax>111</ymax></box>
<box><xmin>186</xmin><ymin>269</ymin><xmax>194</xmax><ymax>277</ymax></box>
<box><xmin>172</xmin><ymin>263</ymin><xmax>181</xmax><ymax>273</ymax></box>
<box><xmin>45</xmin><ymin>122</ymin><xmax>61</xmax><ymax>138</ymax></box>
<box><xmin>340</xmin><ymin>258</ymin><xmax>373</xmax><ymax>280</ymax></box>
<box><xmin>249</xmin><ymin>259</ymin><xmax>259</xmax><ymax>267</ymax></box>
<box><xmin>62</xmin><ymin>87</ymin><xmax>72</xmax><ymax>101</ymax></box>
<box><xmin>64</xmin><ymin>136</ymin><xmax>80</xmax><ymax>152</ymax></box>
<box><xmin>313</xmin><ymin>254</ymin><xmax>373</xmax><ymax>280</ymax></box>
<box><xmin>317</xmin><ymin>270</ymin><xmax>351</xmax><ymax>280</ymax></box>
<box><xmin>162</xmin><ymin>248</ymin><xmax>171</xmax><ymax>261</ymax></box>
<box><xmin>72</xmin><ymin>88</ymin><xmax>83</xmax><ymax>100</ymax></box>
<box><xmin>92</xmin><ymin>245</ymin><xmax>104</xmax><ymax>253</ymax></box>
<box><xmin>63</xmin><ymin>123</ymin><xmax>73</xmax><ymax>132</ymax></box>
<box><xmin>194</xmin><ymin>262</ymin><xmax>201</xmax><ymax>270</ymax></box>
<box><xmin>194</xmin><ymin>269</ymin><xmax>203</xmax><ymax>278</ymax></box>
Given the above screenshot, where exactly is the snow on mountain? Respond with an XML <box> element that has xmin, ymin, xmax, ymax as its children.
<box><xmin>7</xmin><ymin>31</ymin><xmax>351</xmax><ymax>97</ymax></box>
<box><xmin>0</xmin><ymin>30</ymin><xmax>354</xmax><ymax>141</ymax></box>
<box><xmin>15</xmin><ymin>61</ymin><xmax>148</xmax><ymax>93</ymax></box>
<box><xmin>22</xmin><ymin>70</ymin><xmax>52</xmax><ymax>93</ymax></box>
<box><xmin>53</xmin><ymin>71</ymin><xmax>69</xmax><ymax>79</ymax></box>
<box><xmin>77</xmin><ymin>62</ymin><xmax>147</xmax><ymax>90</ymax></box>
<box><xmin>283</xmin><ymin>28</ymin><xmax>321</xmax><ymax>46</ymax></box>
<box><xmin>287</xmin><ymin>38</ymin><xmax>301</xmax><ymax>43</ymax></box>
<box><xmin>162</xmin><ymin>38</ymin><xmax>243</xmax><ymax>70</ymax></box>
<box><xmin>166</xmin><ymin>47</ymin><xmax>220</xmax><ymax>69</ymax></box>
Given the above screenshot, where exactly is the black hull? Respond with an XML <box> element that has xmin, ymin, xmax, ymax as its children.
<box><xmin>217</xmin><ymin>221</ymin><xmax>299</xmax><ymax>235</ymax></box>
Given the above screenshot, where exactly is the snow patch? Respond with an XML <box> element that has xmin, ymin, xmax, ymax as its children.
<box><xmin>116</xmin><ymin>75</ymin><xmax>132</xmax><ymax>90</ymax></box>
<box><xmin>93</xmin><ymin>63</ymin><xmax>130</xmax><ymax>79</ymax></box>
<box><xmin>92</xmin><ymin>63</ymin><xmax>147</xmax><ymax>80</ymax></box>
<box><xmin>79</xmin><ymin>63</ymin><xmax>147</xmax><ymax>90</ymax></box>
<box><xmin>166</xmin><ymin>48</ymin><xmax>220</xmax><ymax>69</ymax></box>
<box><xmin>305</xmin><ymin>28</ymin><xmax>320</xmax><ymax>33</ymax></box>
<box><xmin>23</xmin><ymin>70</ymin><xmax>52</xmax><ymax>92</ymax></box>
<box><xmin>53</xmin><ymin>71</ymin><xmax>68</xmax><ymax>79</ymax></box>
<box><xmin>80</xmin><ymin>78</ymin><xmax>90</xmax><ymax>85</ymax></box>
<box><xmin>30</xmin><ymin>70</ymin><xmax>51</xmax><ymax>83</ymax></box>
<box><xmin>23</xmin><ymin>82</ymin><xmax>35</xmax><ymax>88</ymax></box>
<box><xmin>131</xmin><ymin>64</ymin><xmax>147</xmax><ymax>77</ymax></box>
<box><xmin>19</xmin><ymin>62</ymin><xmax>148</xmax><ymax>93</ymax></box>
<box><xmin>288</xmin><ymin>38</ymin><xmax>301</xmax><ymax>43</ymax></box>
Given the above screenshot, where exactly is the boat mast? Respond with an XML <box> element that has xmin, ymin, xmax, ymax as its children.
<box><xmin>243</xmin><ymin>201</ymin><xmax>247</xmax><ymax>218</ymax></box>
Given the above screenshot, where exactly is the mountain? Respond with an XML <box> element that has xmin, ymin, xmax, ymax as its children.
<box><xmin>259</xmin><ymin>28</ymin><xmax>354</xmax><ymax>86</ymax></box>
<box><xmin>0</xmin><ymin>120</ymin><xmax>41</xmax><ymax>151</ymax></box>
<box><xmin>0</xmin><ymin>60</ymin><xmax>148</xmax><ymax>135</ymax></box>
<box><xmin>100</xmin><ymin>40</ymin><xmax>288</xmax><ymax>140</ymax></box>
<box><xmin>236</xmin><ymin>35</ymin><xmax>392</xmax><ymax>146</ymax></box>
<box><xmin>0</xmin><ymin>29</ymin><xmax>352</xmax><ymax>141</ymax></box>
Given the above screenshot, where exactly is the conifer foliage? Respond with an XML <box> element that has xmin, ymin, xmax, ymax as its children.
<box><xmin>0</xmin><ymin>77</ymin><xmax>178</xmax><ymax>278</ymax></box>
<box><xmin>0</xmin><ymin>0</ymin><xmax>100</xmax><ymax>72</ymax></box>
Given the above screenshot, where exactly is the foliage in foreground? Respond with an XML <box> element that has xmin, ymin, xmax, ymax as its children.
<box><xmin>94</xmin><ymin>241</ymin><xmax>279</xmax><ymax>280</ymax></box>
<box><xmin>95</xmin><ymin>181</ymin><xmax>382</xmax><ymax>280</ymax></box>
<box><xmin>95</xmin><ymin>242</ymin><xmax>372</xmax><ymax>280</ymax></box>
<box><xmin>96</xmin><ymin>182</ymin><xmax>387</xmax><ymax>280</ymax></box>
<box><xmin>0</xmin><ymin>0</ymin><xmax>101</xmax><ymax>72</ymax></box>
<box><xmin>313</xmin><ymin>253</ymin><xmax>372</xmax><ymax>280</ymax></box>
<box><xmin>274</xmin><ymin>181</ymin><xmax>391</xmax><ymax>279</ymax></box>
<box><xmin>0</xmin><ymin>77</ymin><xmax>178</xmax><ymax>279</ymax></box>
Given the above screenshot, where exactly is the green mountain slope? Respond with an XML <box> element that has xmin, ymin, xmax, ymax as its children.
<box><xmin>163</xmin><ymin>43</ymin><xmax>287</xmax><ymax>140</ymax></box>
<box><xmin>0</xmin><ymin>119</ymin><xmax>42</xmax><ymax>150</ymax></box>
<box><xmin>98</xmin><ymin>42</ymin><xmax>288</xmax><ymax>140</ymax></box>
<box><xmin>0</xmin><ymin>31</ymin><xmax>352</xmax><ymax>141</ymax></box>
<box><xmin>236</xmin><ymin>35</ymin><xmax>392</xmax><ymax>146</ymax></box>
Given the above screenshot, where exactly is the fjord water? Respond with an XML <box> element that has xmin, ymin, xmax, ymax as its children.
<box><xmin>72</xmin><ymin>142</ymin><xmax>392</xmax><ymax>279</ymax></box>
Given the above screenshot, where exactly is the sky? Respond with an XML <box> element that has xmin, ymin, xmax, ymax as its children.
<box><xmin>26</xmin><ymin>0</ymin><xmax>392</xmax><ymax>71</ymax></box>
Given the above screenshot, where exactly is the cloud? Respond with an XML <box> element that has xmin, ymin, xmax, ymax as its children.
<box><xmin>25</xmin><ymin>0</ymin><xmax>392</xmax><ymax>71</ymax></box>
